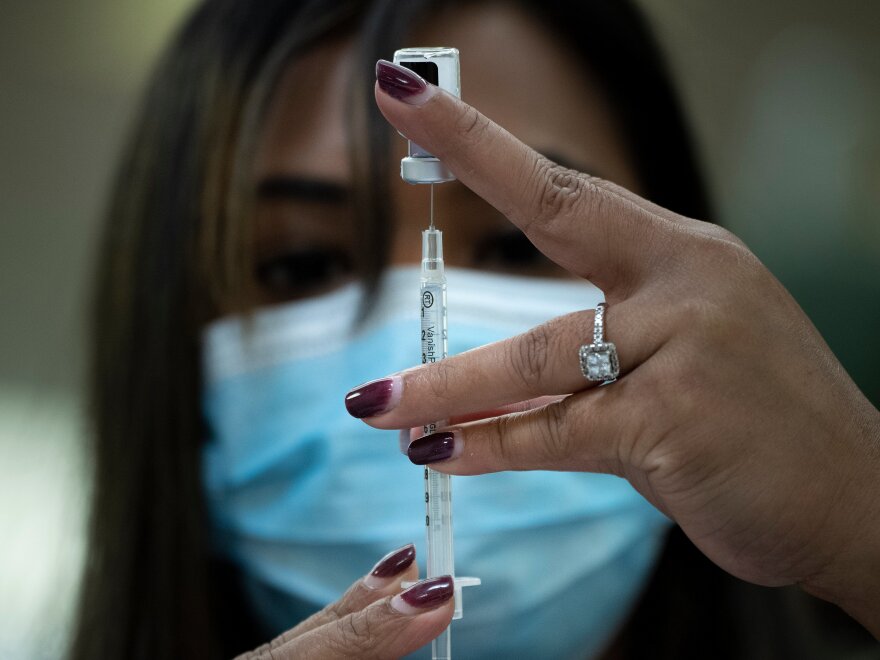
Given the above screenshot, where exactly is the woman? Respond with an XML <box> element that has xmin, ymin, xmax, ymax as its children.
<box><xmin>71</xmin><ymin>0</ymin><xmax>878</xmax><ymax>658</ymax></box>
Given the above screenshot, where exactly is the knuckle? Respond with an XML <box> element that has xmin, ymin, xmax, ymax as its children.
<box><xmin>674</xmin><ymin>296</ymin><xmax>728</xmax><ymax>343</ymax></box>
<box><xmin>428</xmin><ymin>360</ymin><xmax>455</xmax><ymax>399</ymax></box>
<box><xmin>523</xmin><ymin>158</ymin><xmax>589</xmax><ymax>230</ymax></box>
<box><xmin>652</xmin><ymin>349</ymin><xmax>703</xmax><ymax>419</ymax></box>
<box><xmin>701</xmin><ymin>223</ymin><xmax>747</xmax><ymax>249</ymax></box>
<box><xmin>676</xmin><ymin>296</ymin><xmax>717</xmax><ymax>326</ymax></box>
<box><xmin>529</xmin><ymin>402</ymin><xmax>570</xmax><ymax>465</ymax></box>
<box><xmin>322</xmin><ymin>599</ymin><xmax>347</xmax><ymax>625</ymax></box>
<box><xmin>453</xmin><ymin>104</ymin><xmax>491</xmax><ymax>145</ymax></box>
<box><xmin>487</xmin><ymin>414</ymin><xmax>514</xmax><ymax>467</ymax></box>
<box><xmin>410</xmin><ymin>360</ymin><xmax>455</xmax><ymax>404</ymax></box>
<box><xmin>687</xmin><ymin>224</ymin><xmax>755</xmax><ymax>273</ymax></box>
<box><xmin>328</xmin><ymin>613</ymin><xmax>376</xmax><ymax>657</ymax></box>
<box><xmin>506</xmin><ymin>324</ymin><xmax>553</xmax><ymax>395</ymax></box>
<box><xmin>612</xmin><ymin>389</ymin><xmax>654</xmax><ymax>471</ymax></box>
<box><xmin>348</xmin><ymin>612</ymin><xmax>375</xmax><ymax>643</ymax></box>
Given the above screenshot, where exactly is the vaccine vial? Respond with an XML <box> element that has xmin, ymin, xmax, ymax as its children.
<box><xmin>393</xmin><ymin>47</ymin><xmax>460</xmax><ymax>184</ymax></box>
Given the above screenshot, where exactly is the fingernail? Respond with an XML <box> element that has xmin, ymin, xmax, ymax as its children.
<box><xmin>344</xmin><ymin>376</ymin><xmax>402</xmax><ymax>418</ymax></box>
<box><xmin>376</xmin><ymin>60</ymin><xmax>438</xmax><ymax>106</ymax></box>
<box><xmin>363</xmin><ymin>543</ymin><xmax>416</xmax><ymax>590</ymax></box>
<box><xmin>390</xmin><ymin>575</ymin><xmax>454</xmax><ymax>615</ymax></box>
<box><xmin>407</xmin><ymin>431</ymin><xmax>462</xmax><ymax>465</ymax></box>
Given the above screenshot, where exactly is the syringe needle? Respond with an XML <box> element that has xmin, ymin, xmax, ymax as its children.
<box><xmin>429</xmin><ymin>183</ymin><xmax>435</xmax><ymax>230</ymax></box>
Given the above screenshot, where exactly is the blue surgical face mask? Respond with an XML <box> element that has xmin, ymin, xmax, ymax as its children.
<box><xmin>202</xmin><ymin>266</ymin><xmax>670</xmax><ymax>659</ymax></box>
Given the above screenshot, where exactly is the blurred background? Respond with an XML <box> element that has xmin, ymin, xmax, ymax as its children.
<box><xmin>0</xmin><ymin>1</ymin><xmax>877</xmax><ymax>657</ymax></box>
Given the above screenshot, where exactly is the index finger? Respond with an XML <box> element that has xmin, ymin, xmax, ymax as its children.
<box><xmin>375</xmin><ymin>60</ymin><xmax>679</xmax><ymax>291</ymax></box>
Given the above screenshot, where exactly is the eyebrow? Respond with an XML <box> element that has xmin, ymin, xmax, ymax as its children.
<box><xmin>257</xmin><ymin>176</ymin><xmax>350</xmax><ymax>203</ymax></box>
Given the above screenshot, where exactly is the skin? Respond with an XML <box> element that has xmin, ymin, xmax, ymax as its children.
<box><xmin>242</xmin><ymin>3</ymin><xmax>644</xmax><ymax>656</ymax></box>
<box><xmin>362</xmin><ymin>28</ymin><xmax>880</xmax><ymax>646</ymax></box>
<box><xmin>241</xmin><ymin>1</ymin><xmax>880</xmax><ymax>654</ymax></box>
<box><xmin>235</xmin><ymin>553</ymin><xmax>452</xmax><ymax>659</ymax></box>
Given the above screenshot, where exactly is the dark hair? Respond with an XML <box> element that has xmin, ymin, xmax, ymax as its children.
<box><xmin>70</xmin><ymin>1</ymin><xmax>720</xmax><ymax>658</ymax></box>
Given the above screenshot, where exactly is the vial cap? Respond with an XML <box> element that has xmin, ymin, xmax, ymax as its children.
<box><xmin>402</xmin><ymin>157</ymin><xmax>454</xmax><ymax>184</ymax></box>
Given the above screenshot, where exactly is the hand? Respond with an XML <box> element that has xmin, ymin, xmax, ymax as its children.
<box><xmin>347</xmin><ymin>61</ymin><xmax>880</xmax><ymax>636</ymax></box>
<box><xmin>236</xmin><ymin>544</ymin><xmax>453</xmax><ymax>659</ymax></box>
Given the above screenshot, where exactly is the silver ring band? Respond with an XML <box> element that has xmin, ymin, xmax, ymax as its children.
<box><xmin>579</xmin><ymin>302</ymin><xmax>620</xmax><ymax>383</ymax></box>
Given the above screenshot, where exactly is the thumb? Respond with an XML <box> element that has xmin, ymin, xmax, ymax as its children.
<box><xmin>248</xmin><ymin>576</ymin><xmax>455</xmax><ymax>659</ymax></box>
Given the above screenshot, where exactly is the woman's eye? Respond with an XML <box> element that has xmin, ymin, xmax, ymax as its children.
<box><xmin>473</xmin><ymin>230</ymin><xmax>553</xmax><ymax>274</ymax></box>
<box><xmin>255</xmin><ymin>247</ymin><xmax>353</xmax><ymax>300</ymax></box>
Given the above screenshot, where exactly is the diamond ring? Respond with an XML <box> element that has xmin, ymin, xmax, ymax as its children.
<box><xmin>579</xmin><ymin>302</ymin><xmax>619</xmax><ymax>383</ymax></box>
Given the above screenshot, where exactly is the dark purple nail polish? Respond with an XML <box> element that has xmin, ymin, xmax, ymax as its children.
<box><xmin>408</xmin><ymin>432</ymin><xmax>456</xmax><ymax>465</ymax></box>
<box><xmin>344</xmin><ymin>377</ymin><xmax>400</xmax><ymax>418</ymax></box>
<box><xmin>376</xmin><ymin>59</ymin><xmax>435</xmax><ymax>105</ymax></box>
<box><xmin>397</xmin><ymin>575</ymin><xmax>454</xmax><ymax>610</ymax></box>
<box><xmin>371</xmin><ymin>544</ymin><xmax>416</xmax><ymax>578</ymax></box>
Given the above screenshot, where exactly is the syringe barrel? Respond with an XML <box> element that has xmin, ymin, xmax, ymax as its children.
<box><xmin>420</xmin><ymin>229</ymin><xmax>447</xmax><ymax>382</ymax></box>
<box><xmin>419</xmin><ymin>280</ymin><xmax>447</xmax><ymax>384</ymax></box>
<box><xmin>433</xmin><ymin>628</ymin><xmax>451</xmax><ymax>660</ymax></box>
<box><xmin>419</xmin><ymin>227</ymin><xmax>455</xmax><ymax>584</ymax></box>
<box><xmin>424</xmin><ymin>467</ymin><xmax>455</xmax><ymax>580</ymax></box>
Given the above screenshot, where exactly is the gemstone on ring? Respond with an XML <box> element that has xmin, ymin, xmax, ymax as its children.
<box><xmin>579</xmin><ymin>342</ymin><xmax>619</xmax><ymax>381</ymax></box>
<box><xmin>579</xmin><ymin>302</ymin><xmax>619</xmax><ymax>382</ymax></box>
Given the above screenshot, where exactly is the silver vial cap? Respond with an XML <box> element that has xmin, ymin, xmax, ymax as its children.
<box><xmin>401</xmin><ymin>157</ymin><xmax>455</xmax><ymax>184</ymax></box>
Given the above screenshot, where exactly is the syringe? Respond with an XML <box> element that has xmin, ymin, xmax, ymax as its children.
<box><xmin>419</xmin><ymin>191</ymin><xmax>479</xmax><ymax>660</ymax></box>
<box><xmin>421</xmin><ymin>191</ymin><xmax>460</xmax><ymax>600</ymax></box>
<box><xmin>393</xmin><ymin>47</ymin><xmax>478</xmax><ymax>660</ymax></box>
<box><xmin>419</xmin><ymin>190</ymin><xmax>448</xmax><ymax>575</ymax></box>
<box><xmin>419</xmin><ymin>190</ymin><xmax>454</xmax><ymax>659</ymax></box>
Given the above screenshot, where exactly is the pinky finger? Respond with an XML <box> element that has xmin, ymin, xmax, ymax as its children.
<box><xmin>398</xmin><ymin>395</ymin><xmax>567</xmax><ymax>454</ymax></box>
<box><xmin>448</xmin><ymin>395</ymin><xmax>569</xmax><ymax>426</ymax></box>
<box><xmin>406</xmin><ymin>383</ymin><xmax>636</xmax><ymax>475</ymax></box>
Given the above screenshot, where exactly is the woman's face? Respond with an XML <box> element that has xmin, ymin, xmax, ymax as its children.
<box><xmin>250</xmin><ymin>2</ymin><xmax>639</xmax><ymax>307</ymax></box>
